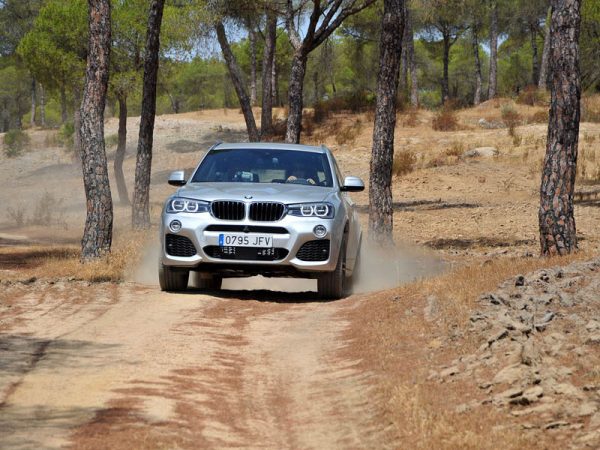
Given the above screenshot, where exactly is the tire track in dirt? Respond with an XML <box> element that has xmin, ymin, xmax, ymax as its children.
<box><xmin>1</xmin><ymin>283</ymin><xmax>392</xmax><ymax>449</ymax></box>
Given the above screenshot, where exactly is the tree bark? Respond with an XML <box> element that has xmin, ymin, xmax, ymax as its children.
<box><xmin>272</xmin><ymin>54</ymin><xmax>278</xmax><ymax>106</ymax></box>
<box><xmin>215</xmin><ymin>21</ymin><xmax>259</xmax><ymax>142</ymax></box>
<box><xmin>369</xmin><ymin>0</ymin><xmax>404</xmax><ymax>245</ymax></box>
<box><xmin>132</xmin><ymin>0</ymin><xmax>165</xmax><ymax>230</ymax></box>
<box><xmin>441</xmin><ymin>32</ymin><xmax>450</xmax><ymax>103</ymax></box>
<box><xmin>73</xmin><ymin>86</ymin><xmax>82</xmax><ymax>157</ymax></box>
<box><xmin>539</xmin><ymin>0</ymin><xmax>581</xmax><ymax>256</ymax></box>
<box><xmin>248</xmin><ymin>26</ymin><xmax>257</xmax><ymax>106</ymax></box>
<box><xmin>79</xmin><ymin>0</ymin><xmax>113</xmax><ymax>260</ymax></box>
<box><xmin>261</xmin><ymin>9</ymin><xmax>276</xmax><ymax>137</ymax></box>
<box><xmin>406</xmin><ymin>6</ymin><xmax>418</xmax><ymax>108</ymax></box>
<box><xmin>60</xmin><ymin>85</ymin><xmax>68</xmax><ymax>124</ymax></box>
<box><xmin>39</xmin><ymin>83</ymin><xmax>45</xmax><ymax>127</ymax></box>
<box><xmin>530</xmin><ymin>24</ymin><xmax>540</xmax><ymax>85</ymax></box>
<box><xmin>538</xmin><ymin>6</ymin><xmax>553</xmax><ymax>90</ymax></box>
<box><xmin>30</xmin><ymin>78</ymin><xmax>36</xmax><ymax>127</ymax></box>
<box><xmin>488</xmin><ymin>0</ymin><xmax>498</xmax><ymax>99</ymax></box>
<box><xmin>114</xmin><ymin>94</ymin><xmax>130</xmax><ymax>205</ymax></box>
<box><xmin>472</xmin><ymin>23</ymin><xmax>483</xmax><ymax>105</ymax></box>
<box><xmin>285</xmin><ymin>50</ymin><xmax>308</xmax><ymax>143</ymax></box>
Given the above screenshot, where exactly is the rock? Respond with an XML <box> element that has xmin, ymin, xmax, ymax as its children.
<box><xmin>585</xmin><ymin>333</ymin><xmax>600</xmax><ymax>345</ymax></box>
<box><xmin>440</xmin><ymin>366</ymin><xmax>460</xmax><ymax>378</ymax></box>
<box><xmin>511</xmin><ymin>402</ymin><xmax>559</xmax><ymax>417</ymax></box>
<box><xmin>586</xmin><ymin>320</ymin><xmax>600</xmax><ymax>332</ymax></box>
<box><xmin>534</xmin><ymin>312</ymin><xmax>555</xmax><ymax>331</ymax></box>
<box><xmin>552</xmin><ymin>383</ymin><xmax>583</xmax><ymax>400</ymax></box>
<box><xmin>522</xmin><ymin>386</ymin><xmax>544</xmax><ymax>404</ymax></box>
<box><xmin>463</xmin><ymin>147</ymin><xmax>499</xmax><ymax>158</ymax></box>
<box><xmin>487</xmin><ymin>328</ymin><xmax>509</xmax><ymax>345</ymax></box>
<box><xmin>495</xmin><ymin>387</ymin><xmax>523</xmax><ymax>402</ymax></box>
<box><xmin>576</xmin><ymin>402</ymin><xmax>597</xmax><ymax>417</ymax></box>
<box><xmin>544</xmin><ymin>420</ymin><xmax>569</xmax><ymax>430</ymax></box>
<box><xmin>590</xmin><ymin>412</ymin><xmax>600</xmax><ymax>428</ymax></box>
<box><xmin>424</xmin><ymin>295</ymin><xmax>439</xmax><ymax>322</ymax></box>
<box><xmin>520</xmin><ymin>340</ymin><xmax>538</xmax><ymax>366</ymax></box>
<box><xmin>515</xmin><ymin>275</ymin><xmax>526</xmax><ymax>287</ymax></box>
<box><xmin>493</xmin><ymin>364</ymin><xmax>527</xmax><ymax>385</ymax></box>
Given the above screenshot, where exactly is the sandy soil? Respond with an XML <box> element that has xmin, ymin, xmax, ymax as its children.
<box><xmin>1</xmin><ymin>104</ymin><xmax>599</xmax><ymax>449</ymax></box>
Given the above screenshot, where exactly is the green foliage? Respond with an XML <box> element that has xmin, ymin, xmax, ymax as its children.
<box><xmin>3</xmin><ymin>129</ymin><xmax>30</xmax><ymax>157</ymax></box>
<box><xmin>57</xmin><ymin>121</ymin><xmax>74</xmax><ymax>150</ymax></box>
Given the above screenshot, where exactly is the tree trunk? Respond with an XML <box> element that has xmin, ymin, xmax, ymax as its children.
<box><xmin>441</xmin><ymin>33</ymin><xmax>450</xmax><ymax>104</ymax></box>
<box><xmin>285</xmin><ymin>50</ymin><xmax>307</xmax><ymax>144</ymax></box>
<box><xmin>132</xmin><ymin>0</ymin><xmax>165</xmax><ymax>230</ymax></box>
<box><xmin>215</xmin><ymin>21</ymin><xmax>260</xmax><ymax>142</ymax></box>
<box><xmin>79</xmin><ymin>0</ymin><xmax>113</xmax><ymax>260</ymax></box>
<box><xmin>539</xmin><ymin>0</ymin><xmax>581</xmax><ymax>256</ymax></box>
<box><xmin>538</xmin><ymin>6</ymin><xmax>553</xmax><ymax>90</ymax></box>
<box><xmin>248</xmin><ymin>26</ymin><xmax>257</xmax><ymax>106</ymax></box>
<box><xmin>30</xmin><ymin>78</ymin><xmax>36</xmax><ymax>127</ymax></box>
<box><xmin>39</xmin><ymin>83</ymin><xmax>46</xmax><ymax>127</ymax></box>
<box><xmin>60</xmin><ymin>85</ymin><xmax>68</xmax><ymax>124</ymax></box>
<box><xmin>472</xmin><ymin>24</ymin><xmax>483</xmax><ymax>105</ymax></box>
<box><xmin>530</xmin><ymin>25</ymin><xmax>540</xmax><ymax>85</ymax></box>
<box><xmin>73</xmin><ymin>86</ymin><xmax>82</xmax><ymax>157</ymax></box>
<box><xmin>261</xmin><ymin>9</ymin><xmax>276</xmax><ymax>137</ymax></box>
<box><xmin>272</xmin><ymin>55</ymin><xmax>279</xmax><ymax>106</ymax></box>
<box><xmin>488</xmin><ymin>0</ymin><xmax>498</xmax><ymax>99</ymax></box>
<box><xmin>114</xmin><ymin>94</ymin><xmax>130</xmax><ymax>206</ymax></box>
<box><xmin>406</xmin><ymin>6</ymin><xmax>418</xmax><ymax>108</ymax></box>
<box><xmin>369</xmin><ymin>0</ymin><xmax>404</xmax><ymax>245</ymax></box>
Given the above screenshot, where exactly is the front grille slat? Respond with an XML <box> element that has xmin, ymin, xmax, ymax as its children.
<box><xmin>166</xmin><ymin>234</ymin><xmax>197</xmax><ymax>257</ymax></box>
<box><xmin>296</xmin><ymin>240</ymin><xmax>330</xmax><ymax>262</ymax></box>
<box><xmin>249</xmin><ymin>202</ymin><xmax>285</xmax><ymax>222</ymax></box>
<box><xmin>212</xmin><ymin>200</ymin><xmax>245</xmax><ymax>220</ymax></box>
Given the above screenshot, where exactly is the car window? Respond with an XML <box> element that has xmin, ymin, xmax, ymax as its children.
<box><xmin>191</xmin><ymin>149</ymin><xmax>334</xmax><ymax>187</ymax></box>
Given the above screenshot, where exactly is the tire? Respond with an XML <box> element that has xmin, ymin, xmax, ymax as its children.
<box><xmin>348</xmin><ymin>243</ymin><xmax>362</xmax><ymax>294</ymax></box>
<box><xmin>318</xmin><ymin>238</ymin><xmax>347</xmax><ymax>300</ymax></box>
<box><xmin>193</xmin><ymin>273</ymin><xmax>223</xmax><ymax>291</ymax></box>
<box><xmin>158</xmin><ymin>263</ymin><xmax>189</xmax><ymax>292</ymax></box>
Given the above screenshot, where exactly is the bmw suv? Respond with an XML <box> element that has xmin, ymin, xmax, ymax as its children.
<box><xmin>159</xmin><ymin>142</ymin><xmax>364</xmax><ymax>299</ymax></box>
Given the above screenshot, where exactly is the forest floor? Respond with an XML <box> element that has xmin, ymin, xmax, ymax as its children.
<box><xmin>0</xmin><ymin>100</ymin><xmax>599</xmax><ymax>449</ymax></box>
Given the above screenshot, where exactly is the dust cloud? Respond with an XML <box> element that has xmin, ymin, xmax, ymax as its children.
<box><xmin>130</xmin><ymin>241</ymin><xmax>444</xmax><ymax>295</ymax></box>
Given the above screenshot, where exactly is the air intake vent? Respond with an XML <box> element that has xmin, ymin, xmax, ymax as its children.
<box><xmin>211</xmin><ymin>201</ymin><xmax>245</xmax><ymax>220</ymax></box>
<box><xmin>166</xmin><ymin>234</ymin><xmax>197</xmax><ymax>257</ymax></box>
<box><xmin>296</xmin><ymin>240</ymin><xmax>330</xmax><ymax>262</ymax></box>
<box><xmin>249</xmin><ymin>202</ymin><xmax>285</xmax><ymax>221</ymax></box>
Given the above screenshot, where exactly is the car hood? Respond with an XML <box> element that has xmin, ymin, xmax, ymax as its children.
<box><xmin>176</xmin><ymin>182</ymin><xmax>336</xmax><ymax>204</ymax></box>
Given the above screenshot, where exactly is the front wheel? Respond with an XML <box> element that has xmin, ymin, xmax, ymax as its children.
<box><xmin>318</xmin><ymin>240</ymin><xmax>346</xmax><ymax>300</ymax></box>
<box><xmin>192</xmin><ymin>273</ymin><xmax>223</xmax><ymax>291</ymax></box>
<box><xmin>158</xmin><ymin>263</ymin><xmax>189</xmax><ymax>292</ymax></box>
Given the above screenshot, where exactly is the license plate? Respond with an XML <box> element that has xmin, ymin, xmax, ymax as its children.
<box><xmin>219</xmin><ymin>233</ymin><xmax>273</xmax><ymax>248</ymax></box>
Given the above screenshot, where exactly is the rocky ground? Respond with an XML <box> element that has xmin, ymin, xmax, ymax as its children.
<box><xmin>430</xmin><ymin>258</ymin><xmax>600</xmax><ymax>447</ymax></box>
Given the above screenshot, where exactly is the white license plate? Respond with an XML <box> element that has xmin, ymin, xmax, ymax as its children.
<box><xmin>219</xmin><ymin>233</ymin><xmax>273</xmax><ymax>248</ymax></box>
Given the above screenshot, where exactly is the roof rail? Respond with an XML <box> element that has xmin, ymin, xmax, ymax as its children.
<box><xmin>209</xmin><ymin>141</ymin><xmax>223</xmax><ymax>150</ymax></box>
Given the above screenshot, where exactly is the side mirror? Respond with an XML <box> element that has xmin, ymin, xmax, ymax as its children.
<box><xmin>168</xmin><ymin>170</ymin><xmax>186</xmax><ymax>186</ymax></box>
<box><xmin>340</xmin><ymin>176</ymin><xmax>365</xmax><ymax>192</ymax></box>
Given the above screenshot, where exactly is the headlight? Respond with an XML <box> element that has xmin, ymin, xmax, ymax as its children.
<box><xmin>166</xmin><ymin>197</ymin><xmax>209</xmax><ymax>213</ymax></box>
<box><xmin>287</xmin><ymin>202</ymin><xmax>334</xmax><ymax>218</ymax></box>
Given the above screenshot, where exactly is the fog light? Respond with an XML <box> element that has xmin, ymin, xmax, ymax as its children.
<box><xmin>313</xmin><ymin>224</ymin><xmax>327</xmax><ymax>238</ymax></box>
<box><xmin>169</xmin><ymin>220</ymin><xmax>182</xmax><ymax>233</ymax></box>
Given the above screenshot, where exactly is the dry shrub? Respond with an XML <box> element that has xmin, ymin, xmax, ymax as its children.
<box><xmin>528</xmin><ymin>110</ymin><xmax>549</xmax><ymax>124</ymax></box>
<box><xmin>402</xmin><ymin>108</ymin><xmax>419</xmax><ymax>127</ymax></box>
<box><xmin>583</xmin><ymin>133</ymin><xmax>596</xmax><ymax>144</ymax></box>
<box><xmin>432</xmin><ymin>108</ymin><xmax>459</xmax><ymax>131</ymax></box>
<box><xmin>500</xmin><ymin>104</ymin><xmax>522</xmax><ymax>136</ymax></box>
<box><xmin>581</xmin><ymin>95</ymin><xmax>600</xmax><ymax>123</ymax></box>
<box><xmin>302</xmin><ymin>112</ymin><xmax>315</xmax><ymax>137</ymax></box>
<box><xmin>393</xmin><ymin>149</ymin><xmax>417</xmax><ymax>176</ymax></box>
<box><xmin>444</xmin><ymin>142</ymin><xmax>464</xmax><ymax>157</ymax></box>
<box><xmin>335</xmin><ymin>119</ymin><xmax>363</xmax><ymax>145</ymax></box>
<box><xmin>516</xmin><ymin>85</ymin><xmax>548</xmax><ymax>106</ymax></box>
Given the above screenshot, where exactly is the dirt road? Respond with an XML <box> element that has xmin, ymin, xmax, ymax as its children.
<box><xmin>0</xmin><ymin>279</ymin><xmax>395</xmax><ymax>449</ymax></box>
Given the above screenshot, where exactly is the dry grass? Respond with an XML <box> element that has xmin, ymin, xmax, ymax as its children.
<box><xmin>581</xmin><ymin>95</ymin><xmax>600</xmax><ymax>123</ymax></box>
<box><xmin>393</xmin><ymin>149</ymin><xmax>417</xmax><ymax>176</ymax></box>
<box><xmin>335</xmin><ymin>118</ymin><xmax>363</xmax><ymax>145</ymax></box>
<box><xmin>501</xmin><ymin>103</ymin><xmax>522</xmax><ymax>137</ymax></box>
<box><xmin>432</xmin><ymin>108</ymin><xmax>459</xmax><ymax>131</ymax></box>
<box><xmin>0</xmin><ymin>231</ymin><xmax>151</xmax><ymax>282</ymax></box>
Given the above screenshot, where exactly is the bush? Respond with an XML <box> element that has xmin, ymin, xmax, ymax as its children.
<box><xmin>335</xmin><ymin>119</ymin><xmax>363</xmax><ymax>145</ymax></box>
<box><xmin>444</xmin><ymin>142</ymin><xmax>464</xmax><ymax>157</ymax></box>
<box><xmin>393</xmin><ymin>150</ymin><xmax>417</xmax><ymax>176</ymax></box>
<box><xmin>500</xmin><ymin>104</ymin><xmax>522</xmax><ymax>136</ymax></box>
<box><xmin>528</xmin><ymin>110</ymin><xmax>549</xmax><ymax>124</ymax></box>
<box><xmin>432</xmin><ymin>108</ymin><xmax>459</xmax><ymax>131</ymax></box>
<box><xmin>57</xmin><ymin>121</ymin><xmax>75</xmax><ymax>150</ymax></box>
<box><xmin>3</xmin><ymin>129</ymin><xmax>30</xmax><ymax>157</ymax></box>
<box><xmin>105</xmin><ymin>133</ymin><xmax>118</xmax><ymax>148</ymax></box>
<box><xmin>516</xmin><ymin>85</ymin><xmax>548</xmax><ymax>106</ymax></box>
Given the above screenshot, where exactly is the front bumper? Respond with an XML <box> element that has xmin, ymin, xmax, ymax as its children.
<box><xmin>160</xmin><ymin>211</ymin><xmax>343</xmax><ymax>274</ymax></box>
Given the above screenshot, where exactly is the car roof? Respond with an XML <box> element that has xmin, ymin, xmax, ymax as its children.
<box><xmin>211</xmin><ymin>142</ymin><xmax>328</xmax><ymax>154</ymax></box>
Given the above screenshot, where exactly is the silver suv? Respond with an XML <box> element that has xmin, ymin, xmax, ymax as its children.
<box><xmin>159</xmin><ymin>142</ymin><xmax>364</xmax><ymax>299</ymax></box>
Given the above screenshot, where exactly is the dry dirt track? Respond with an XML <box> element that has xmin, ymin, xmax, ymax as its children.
<box><xmin>0</xmin><ymin>279</ymin><xmax>395</xmax><ymax>450</ymax></box>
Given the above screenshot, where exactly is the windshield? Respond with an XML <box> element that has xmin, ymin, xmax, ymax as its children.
<box><xmin>191</xmin><ymin>149</ymin><xmax>334</xmax><ymax>187</ymax></box>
